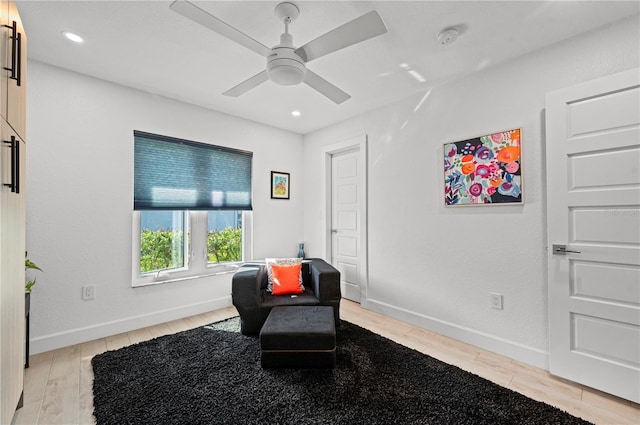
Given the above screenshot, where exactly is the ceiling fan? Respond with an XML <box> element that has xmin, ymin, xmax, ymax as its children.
<box><xmin>169</xmin><ymin>0</ymin><xmax>388</xmax><ymax>104</ymax></box>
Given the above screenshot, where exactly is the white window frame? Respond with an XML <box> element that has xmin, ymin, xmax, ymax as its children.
<box><xmin>132</xmin><ymin>210</ymin><xmax>252</xmax><ymax>287</ymax></box>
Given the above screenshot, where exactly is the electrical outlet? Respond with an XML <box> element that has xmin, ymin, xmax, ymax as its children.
<box><xmin>490</xmin><ymin>292</ymin><xmax>503</xmax><ymax>310</ymax></box>
<box><xmin>82</xmin><ymin>285</ymin><xmax>95</xmax><ymax>300</ymax></box>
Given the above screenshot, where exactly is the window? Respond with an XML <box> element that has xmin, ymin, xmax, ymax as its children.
<box><xmin>207</xmin><ymin>210</ymin><xmax>242</xmax><ymax>264</ymax></box>
<box><xmin>140</xmin><ymin>210</ymin><xmax>187</xmax><ymax>274</ymax></box>
<box><xmin>133</xmin><ymin>209</ymin><xmax>252</xmax><ymax>286</ymax></box>
<box><xmin>132</xmin><ymin>131</ymin><xmax>252</xmax><ymax>286</ymax></box>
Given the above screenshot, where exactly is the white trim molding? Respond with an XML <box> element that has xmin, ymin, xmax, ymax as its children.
<box><xmin>366</xmin><ymin>298</ymin><xmax>549</xmax><ymax>370</ymax></box>
<box><xmin>29</xmin><ymin>295</ymin><xmax>232</xmax><ymax>355</ymax></box>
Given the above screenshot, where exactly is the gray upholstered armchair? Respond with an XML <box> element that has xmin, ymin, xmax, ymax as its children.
<box><xmin>232</xmin><ymin>258</ymin><xmax>341</xmax><ymax>335</ymax></box>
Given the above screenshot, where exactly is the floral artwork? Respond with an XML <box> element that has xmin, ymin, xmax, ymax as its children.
<box><xmin>271</xmin><ymin>171</ymin><xmax>290</xmax><ymax>199</ymax></box>
<box><xmin>444</xmin><ymin>128</ymin><xmax>522</xmax><ymax>206</ymax></box>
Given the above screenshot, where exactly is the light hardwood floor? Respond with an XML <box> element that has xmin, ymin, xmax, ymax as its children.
<box><xmin>13</xmin><ymin>300</ymin><xmax>640</xmax><ymax>425</ymax></box>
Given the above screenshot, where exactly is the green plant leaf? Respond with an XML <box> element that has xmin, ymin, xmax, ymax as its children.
<box><xmin>25</xmin><ymin>252</ymin><xmax>43</xmax><ymax>291</ymax></box>
<box><xmin>25</xmin><ymin>258</ymin><xmax>43</xmax><ymax>271</ymax></box>
<box><xmin>25</xmin><ymin>278</ymin><xmax>36</xmax><ymax>293</ymax></box>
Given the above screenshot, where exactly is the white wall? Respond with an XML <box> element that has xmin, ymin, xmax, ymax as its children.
<box><xmin>302</xmin><ymin>16</ymin><xmax>640</xmax><ymax>368</ymax></box>
<box><xmin>26</xmin><ymin>61</ymin><xmax>304</xmax><ymax>354</ymax></box>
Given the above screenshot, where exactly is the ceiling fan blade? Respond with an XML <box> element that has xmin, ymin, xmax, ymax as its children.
<box><xmin>170</xmin><ymin>0</ymin><xmax>271</xmax><ymax>57</ymax></box>
<box><xmin>303</xmin><ymin>70</ymin><xmax>350</xmax><ymax>104</ymax></box>
<box><xmin>223</xmin><ymin>70</ymin><xmax>269</xmax><ymax>97</ymax></box>
<box><xmin>295</xmin><ymin>10</ymin><xmax>387</xmax><ymax>63</ymax></box>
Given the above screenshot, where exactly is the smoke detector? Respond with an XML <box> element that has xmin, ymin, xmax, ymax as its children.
<box><xmin>437</xmin><ymin>27</ymin><xmax>459</xmax><ymax>45</ymax></box>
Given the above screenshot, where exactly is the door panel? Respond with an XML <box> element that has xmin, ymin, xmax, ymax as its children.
<box><xmin>572</xmin><ymin>262</ymin><xmax>639</xmax><ymax>305</ymax></box>
<box><xmin>569</xmin><ymin>147</ymin><xmax>639</xmax><ymax>188</ymax></box>
<box><xmin>567</xmin><ymin>87</ymin><xmax>639</xmax><ymax>135</ymax></box>
<box><xmin>546</xmin><ymin>68</ymin><xmax>640</xmax><ymax>403</ymax></box>
<box><xmin>337</xmin><ymin>210</ymin><xmax>357</xmax><ymax>230</ymax></box>
<box><xmin>571</xmin><ymin>208</ymin><xmax>639</xmax><ymax>244</ymax></box>
<box><xmin>571</xmin><ymin>314</ymin><xmax>639</xmax><ymax>365</ymax></box>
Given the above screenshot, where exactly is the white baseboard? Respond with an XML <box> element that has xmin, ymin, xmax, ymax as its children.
<box><xmin>29</xmin><ymin>296</ymin><xmax>233</xmax><ymax>355</ymax></box>
<box><xmin>31</xmin><ymin>295</ymin><xmax>548</xmax><ymax>370</ymax></box>
<box><xmin>365</xmin><ymin>298</ymin><xmax>549</xmax><ymax>370</ymax></box>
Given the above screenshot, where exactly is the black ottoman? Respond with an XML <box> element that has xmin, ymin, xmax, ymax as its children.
<box><xmin>260</xmin><ymin>306</ymin><xmax>336</xmax><ymax>368</ymax></box>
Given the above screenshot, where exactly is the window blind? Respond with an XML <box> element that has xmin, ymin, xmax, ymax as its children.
<box><xmin>134</xmin><ymin>131</ymin><xmax>252</xmax><ymax>210</ymax></box>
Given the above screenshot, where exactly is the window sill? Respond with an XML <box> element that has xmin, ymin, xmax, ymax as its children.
<box><xmin>132</xmin><ymin>265</ymin><xmax>239</xmax><ymax>288</ymax></box>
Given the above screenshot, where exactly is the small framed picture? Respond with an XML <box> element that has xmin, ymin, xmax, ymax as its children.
<box><xmin>271</xmin><ymin>171</ymin><xmax>290</xmax><ymax>199</ymax></box>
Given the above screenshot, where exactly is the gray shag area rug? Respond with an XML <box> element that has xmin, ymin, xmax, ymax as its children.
<box><xmin>91</xmin><ymin>317</ymin><xmax>592</xmax><ymax>425</ymax></box>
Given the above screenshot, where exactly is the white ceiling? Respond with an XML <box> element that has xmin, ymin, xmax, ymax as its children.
<box><xmin>17</xmin><ymin>1</ymin><xmax>640</xmax><ymax>134</ymax></box>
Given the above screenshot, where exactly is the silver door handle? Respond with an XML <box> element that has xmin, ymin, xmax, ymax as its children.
<box><xmin>552</xmin><ymin>244</ymin><xmax>581</xmax><ymax>255</ymax></box>
<box><xmin>331</xmin><ymin>229</ymin><xmax>338</xmax><ymax>233</ymax></box>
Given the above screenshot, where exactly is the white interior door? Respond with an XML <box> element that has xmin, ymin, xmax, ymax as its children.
<box><xmin>331</xmin><ymin>148</ymin><xmax>361</xmax><ymax>302</ymax></box>
<box><xmin>545</xmin><ymin>68</ymin><xmax>640</xmax><ymax>403</ymax></box>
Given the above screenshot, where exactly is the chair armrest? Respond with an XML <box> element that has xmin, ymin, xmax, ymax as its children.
<box><xmin>231</xmin><ymin>264</ymin><xmax>265</xmax><ymax>309</ymax></box>
<box><xmin>309</xmin><ymin>258</ymin><xmax>341</xmax><ymax>302</ymax></box>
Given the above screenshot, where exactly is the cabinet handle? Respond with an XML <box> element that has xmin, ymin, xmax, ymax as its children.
<box><xmin>15</xmin><ymin>31</ymin><xmax>21</xmax><ymax>87</ymax></box>
<box><xmin>3</xmin><ymin>136</ymin><xmax>18</xmax><ymax>193</ymax></box>
<box><xmin>15</xmin><ymin>136</ymin><xmax>19</xmax><ymax>193</ymax></box>
<box><xmin>3</xmin><ymin>20</ymin><xmax>21</xmax><ymax>86</ymax></box>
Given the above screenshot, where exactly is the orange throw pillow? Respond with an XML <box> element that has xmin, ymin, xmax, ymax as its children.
<box><xmin>271</xmin><ymin>264</ymin><xmax>304</xmax><ymax>296</ymax></box>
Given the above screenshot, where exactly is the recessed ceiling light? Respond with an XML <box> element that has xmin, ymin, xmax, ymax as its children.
<box><xmin>291</xmin><ymin>110</ymin><xmax>301</xmax><ymax>117</ymax></box>
<box><xmin>62</xmin><ymin>31</ymin><xmax>84</xmax><ymax>43</ymax></box>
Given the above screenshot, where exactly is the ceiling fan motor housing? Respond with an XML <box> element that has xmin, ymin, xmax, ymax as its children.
<box><xmin>267</xmin><ymin>32</ymin><xmax>306</xmax><ymax>86</ymax></box>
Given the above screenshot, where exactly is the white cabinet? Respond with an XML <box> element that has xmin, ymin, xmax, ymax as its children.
<box><xmin>0</xmin><ymin>0</ymin><xmax>26</xmax><ymax>423</ymax></box>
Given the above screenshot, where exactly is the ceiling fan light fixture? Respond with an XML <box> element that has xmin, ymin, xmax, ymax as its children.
<box><xmin>267</xmin><ymin>49</ymin><xmax>306</xmax><ymax>85</ymax></box>
<box><xmin>269</xmin><ymin>64</ymin><xmax>305</xmax><ymax>85</ymax></box>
